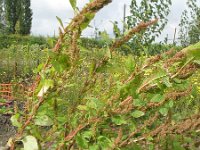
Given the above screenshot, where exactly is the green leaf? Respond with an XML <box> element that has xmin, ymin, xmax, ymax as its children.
<box><xmin>22</xmin><ymin>136</ymin><xmax>39</xmax><ymax>150</ymax></box>
<box><xmin>80</xmin><ymin>13</ymin><xmax>95</xmax><ymax>31</ymax></box>
<box><xmin>138</xmin><ymin>69</ymin><xmax>167</xmax><ymax>93</ymax></box>
<box><xmin>162</xmin><ymin>77</ymin><xmax>172</xmax><ymax>87</ymax></box>
<box><xmin>30</xmin><ymin>126</ymin><xmax>43</xmax><ymax>141</ymax></box>
<box><xmin>133</xmin><ymin>99</ymin><xmax>145</xmax><ymax>107</ymax></box>
<box><xmin>150</xmin><ymin>94</ymin><xmax>164</xmax><ymax>103</ymax></box>
<box><xmin>51</xmin><ymin>54</ymin><xmax>70</xmax><ymax>73</ymax></box>
<box><xmin>69</xmin><ymin>0</ymin><xmax>77</xmax><ymax>11</ymax></box>
<box><xmin>97</xmin><ymin>136</ymin><xmax>112</xmax><ymax>149</ymax></box>
<box><xmin>82</xmin><ymin>131</ymin><xmax>93</xmax><ymax>139</ymax></box>
<box><xmin>76</xmin><ymin>134</ymin><xmax>88</xmax><ymax>149</ymax></box>
<box><xmin>77</xmin><ymin>105</ymin><xmax>87</xmax><ymax>111</ymax></box>
<box><xmin>34</xmin><ymin>115</ymin><xmax>54</xmax><ymax>126</ymax></box>
<box><xmin>56</xmin><ymin>16</ymin><xmax>64</xmax><ymax>30</ymax></box>
<box><xmin>168</xmin><ymin>100</ymin><xmax>174</xmax><ymax>108</ymax></box>
<box><xmin>173</xmin><ymin>78</ymin><xmax>183</xmax><ymax>84</ymax></box>
<box><xmin>131</xmin><ymin>110</ymin><xmax>145</xmax><ymax>118</ymax></box>
<box><xmin>10</xmin><ymin>114</ymin><xmax>22</xmax><ymax>127</ymax></box>
<box><xmin>89</xmin><ymin>145</ymin><xmax>99</xmax><ymax>150</ymax></box>
<box><xmin>159</xmin><ymin>108</ymin><xmax>168</xmax><ymax>116</ymax></box>
<box><xmin>172</xmin><ymin>140</ymin><xmax>185</xmax><ymax>150</ymax></box>
<box><xmin>194</xmin><ymin>60</ymin><xmax>200</xmax><ymax>65</ymax></box>
<box><xmin>125</xmin><ymin>55</ymin><xmax>135</xmax><ymax>73</ymax></box>
<box><xmin>86</xmin><ymin>97</ymin><xmax>104</xmax><ymax>110</ymax></box>
<box><xmin>37</xmin><ymin>79</ymin><xmax>54</xmax><ymax>97</ymax></box>
<box><xmin>183</xmin><ymin>42</ymin><xmax>200</xmax><ymax>59</ymax></box>
<box><xmin>112</xmin><ymin>115</ymin><xmax>127</xmax><ymax>125</ymax></box>
<box><xmin>112</xmin><ymin>22</ymin><xmax>121</xmax><ymax>38</ymax></box>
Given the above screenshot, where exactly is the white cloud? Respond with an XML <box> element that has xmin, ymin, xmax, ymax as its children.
<box><xmin>31</xmin><ymin>0</ymin><xmax>198</xmax><ymax>43</ymax></box>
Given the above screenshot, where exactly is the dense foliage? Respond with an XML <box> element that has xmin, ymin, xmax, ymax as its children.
<box><xmin>127</xmin><ymin>0</ymin><xmax>172</xmax><ymax>52</ymax></box>
<box><xmin>18</xmin><ymin>0</ymin><xmax>32</xmax><ymax>35</ymax></box>
<box><xmin>1</xmin><ymin>0</ymin><xmax>32</xmax><ymax>34</ymax></box>
<box><xmin>179</xmin><ymin>0</ymin><xmax>200</xmax><ymax>47</ymax></box>
<box><xmin>0</xmin><ymin>34</ymin><xmax>48</xmax><ymax>49</ymax></box>
<box><xmin>5</xmin><ymin>1</ymin><xmax>199</xmax><ymax>150</ymax></box>
<box><xmin>0</xmin><ymin>44</ymin><xmax>47</xmax><ymax>82</ymax></box>
<box><xmin>0</xmin><ymin>0</ymin><xmax>6</xmax><ymax>33</ymax></box>
<box><xmin>5</xmin><ymin>0</ymin><xmax>20</xmax><ymax>34</ymax></box>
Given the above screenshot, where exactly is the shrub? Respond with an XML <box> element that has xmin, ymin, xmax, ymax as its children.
<box><xmin>9</xmin><ymin>1</ymin><xmax>200</xmax><ymax>149</ymax></box>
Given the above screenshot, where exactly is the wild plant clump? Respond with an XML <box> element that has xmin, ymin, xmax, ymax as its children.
<box><xmin>9</xmin><ymin>0</ymin><xmax>200</xmax><ymax>149</ymax></box>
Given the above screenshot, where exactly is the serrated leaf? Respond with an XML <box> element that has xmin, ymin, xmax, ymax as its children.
<box><xmin>131</xmin><ymin>110</ymin><xmax>145</xmax><ymax>118</ymax></box>
<box><xmin>22</xmin><ymin>136</ymin><xmax>39</xmax><ymax>150</ymax></box>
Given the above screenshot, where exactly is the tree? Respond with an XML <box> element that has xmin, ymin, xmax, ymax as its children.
<box><xmin>4</xmin><ymin>0</ymin><xmax>32</xmax><ymax>35</ymax></box>
<box><xmin>19</xmin><ymin>0</ymin><xmax>32</xmax><ymax>35</ymax></box>
<box><xmin>5</xmin><ymin>0</ymin><xmax>21</xmax><ymax>34</ymax></box>
<box><xmin>0</xmin><ymin>0</ymin><xmax>6</xmax><ymax>33</ymax></box>
<box><xmin>127</xmin><ymin>0</ymin><xmax>172</xmax><ymax>55</ymax></box>
<box><xmin>179</xmin><ymin>0</ymin><xmax>200</xmax><ymax>47</ymax></box>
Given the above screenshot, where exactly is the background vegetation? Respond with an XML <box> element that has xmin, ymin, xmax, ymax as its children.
<box><xmin>0</xmin><ymin>0</ymin><xmax>199</xmax><ymax>150</ymax></box>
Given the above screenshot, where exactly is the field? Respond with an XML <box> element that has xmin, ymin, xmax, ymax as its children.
<box><xmin>0</xmin><ymin>0</ymin><xmax>200</xmax><ymax>150</ymax></box>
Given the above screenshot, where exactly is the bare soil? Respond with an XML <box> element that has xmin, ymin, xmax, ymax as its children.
<box><xmin>0</xmin><ymin>114</ymin><xmax>16</xmax><ymax>148</ymax></box>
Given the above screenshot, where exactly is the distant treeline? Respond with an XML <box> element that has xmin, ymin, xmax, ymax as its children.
<box><xmin>0</xmin><ymin>35</ymin><xmax>181</xmax><ymax>56</ymax></box>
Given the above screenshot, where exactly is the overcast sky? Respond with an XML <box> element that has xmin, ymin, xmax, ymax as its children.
<box><xmin>31</xmin><ymin>0</ymin><xmax>199</xmax><ymax>43</ymax></box>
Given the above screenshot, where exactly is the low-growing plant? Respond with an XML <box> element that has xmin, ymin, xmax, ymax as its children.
<box><xmin>0</xmin><ymin>34</ymin><xmax>48</xmax><ymax>49</ymax></box>
<box><xmin>8</xmin><ymin>0</ymin><xmax>200</xmax><ymax>150</ymax></box>
<box><xmin>0</xmin><ymin>44</ymin><xmax>47</xmax><ymax>82</ymax></box>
